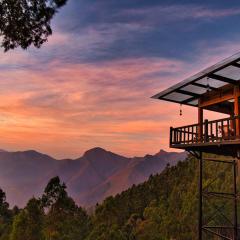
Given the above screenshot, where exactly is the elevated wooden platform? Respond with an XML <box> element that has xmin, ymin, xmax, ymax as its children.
<box><xmin>153</xmin><ymin>53</ymin><xmax>240</xmax><ymax>240</ymax></box>
<box><xmin>172</xmin><ymin>141</ymin><xmax>240</xmax><ymax>157</ymax></box>
<box><xmin>170</xmin><ymin>116</ymin><xmax>240</xmax><ymax>157</ymax></box>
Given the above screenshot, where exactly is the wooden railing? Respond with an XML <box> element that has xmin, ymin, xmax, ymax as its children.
<box><xmin>170</xmin><ymin>116</ymin><xmax>240</xmax><ymax>146</ymax></box>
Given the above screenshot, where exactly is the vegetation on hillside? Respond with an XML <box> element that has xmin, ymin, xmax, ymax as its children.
<box><xmin>0</xmin><ymin>154</ymin><xmax>236</xmax><ymax>239</ymax></box>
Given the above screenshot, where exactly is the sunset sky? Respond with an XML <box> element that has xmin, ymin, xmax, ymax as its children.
<box><xmin>1</xmin><ymin>0</ymin><xmax>240</xmax><ymax>158</ymax></box>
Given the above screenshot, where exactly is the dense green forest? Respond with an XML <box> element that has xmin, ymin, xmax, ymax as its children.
<box><xmin>0</xmin><ymin>154</ymin><xmax>237</xmax><ymax>240</ymax></box>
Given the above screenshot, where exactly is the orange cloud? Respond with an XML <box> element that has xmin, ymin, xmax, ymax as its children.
<box><xmin>0</xmin><ymin>42</ymin><xmax>237</xmax><ymax>158</ymax></box>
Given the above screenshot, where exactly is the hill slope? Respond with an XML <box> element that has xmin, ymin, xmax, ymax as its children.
<box><xmin>88</xmin><ymin>154</ymin><xmax>233</xmax><ymax>240</ymax></box>
<box><xmin>0</xmin><ymin>147</ymin><xmax>186</xmax><ymax>207</ymax></box>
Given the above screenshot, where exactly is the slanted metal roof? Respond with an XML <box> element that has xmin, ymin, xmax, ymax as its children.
<box><xmin>152</xmin><ymin>52</ymin><xmax>240</xmax><ymax>107</ymax></box>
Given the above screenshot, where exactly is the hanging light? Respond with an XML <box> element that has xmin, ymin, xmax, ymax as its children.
<box><xmin>180</xmin><ymin>104</ymin><xmax>182</xmax><ymax>116</ymax></box>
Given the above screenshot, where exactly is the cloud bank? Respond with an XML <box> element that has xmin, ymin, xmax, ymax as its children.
<box><xmin>0</xmin><ymin>0</ymin><xmax>240</xmax><ymax>158</ymax></box>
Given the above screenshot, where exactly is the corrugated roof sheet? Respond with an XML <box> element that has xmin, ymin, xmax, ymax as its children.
<box><xmin>152</xmin><ymin>52</ymin><xmax>240</xmax><ymax>107</ymax></box>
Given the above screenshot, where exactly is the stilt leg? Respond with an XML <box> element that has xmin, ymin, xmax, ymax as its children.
<box><xmin>233</xmin><ymin>159</ymin><xmax>238</xmax><ymax>240</ymax></box>
<box><xmin>199</xmin><ymin>151</ymin><xmax>203</xmax><ymax>240</ymax></box>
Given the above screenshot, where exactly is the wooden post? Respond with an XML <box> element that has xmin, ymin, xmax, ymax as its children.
<box><xmin>234</xmin><ymin>86</ymin><xmax>240</xmax><ymax>137</ymax></box>
<box><xmin>198</xmin><ymin>106</ymin><xmax>203</xmax><ymax>142</ymax></box>
<box><xmin>230</xmin><ymin>113</ymin><xmax>234</xmax><ymax>133</ymax></box>
<box><xmin>204</xmin><ymin>119</ymin><xmax>208</xmax><ymax>143</ymax></box>
<box><xmin>170</xmin><ymin>127</ymin><xmax>173</xmax><ymax>146</ymax></box>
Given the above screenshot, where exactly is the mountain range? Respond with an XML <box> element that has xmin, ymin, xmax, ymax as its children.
<box><xmin>0</xmin><ymin>147</ymin><xmax>187</xmax><ymax>207</ymax></box>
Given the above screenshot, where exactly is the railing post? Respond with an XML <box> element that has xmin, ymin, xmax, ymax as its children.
<box><xmin>198</xmin><ymin>107</ymin><xmax>203</xmax><ymax>142</ymax></box>
<box><xmin>236</xmin><ymin>115</ymin><xmax>240</xmax><ymax>138</ymax></box>
<box><xmin>204</xmin><ymin>119</ymin><xmax>208</xmax><ymax>143</ymax></box>
<box><xmin>179</xmin><ymin>128</ymin><xmax>182</xmax><ymax>143</ymax></box>
<box><xmin>234</xmin><ymin>118</ymin><xmax>237</xmax><ymax>139</ymax></box>
<box><xmin>170</xmin><ymin>115</ymin><xmax>240</xmax><ymax>147</ymax></box>
<box><xmin>234</xmin><ymin>86</ymin><xmax>240</xmax><ymax>138</ymax></box>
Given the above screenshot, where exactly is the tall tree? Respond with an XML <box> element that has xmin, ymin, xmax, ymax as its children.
<box><xmin>0</xmin><ymin>189</ymin><xmax>9</xmax><ymax>221</ymax></box>
<box><xmin>0</xmin><ymin>188</ymin><xmax>12</xmax><ymax>240</ymax></box>
<box><xmin>10</xmin><ymin>198</ymin><xmax>44</xmax><ymax>240</ymax></box>
<box><xmin>42</xmin><ymin>176</ymin><xmax>91</xmax><ymax>240</ymax></box>
<box><xmin>0</xmin><ymin>0</ymin><xmax>68</xmax><ymax>51</ymax></box>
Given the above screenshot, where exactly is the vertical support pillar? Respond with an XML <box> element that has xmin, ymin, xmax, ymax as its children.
<box><xmin>234</xmin><ymin>86</ymin><xmax>240</xmax><ymax>137</ymax></box>
<box><xmin>193</xmin><ymin>154</ymin><xmax>238</xmax><ymax>240</ymax></box>
<box><xmin>198</xmin><ymin>106</ymin><xmax>203</xmax><ymax>142</ymax></box>
<box><xmin>233</xmin><ymin>159</ymin><xmax>238</xmax><ymax>240</ymax></box>
<box><xmin>199</xmin><ymin>151</ymin><xmax>203</xmax><ymax>240</ymax></box>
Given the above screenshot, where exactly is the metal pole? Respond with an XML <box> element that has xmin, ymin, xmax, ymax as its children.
<box><xmin>233</xmin><ymin>159</ymin><xmax>238</xmax><ymax>240</ymax></box>
<box><xmin>199</xmin><ymin>151</ymin><xmax>203</xmax><ymax>240</ymax></box>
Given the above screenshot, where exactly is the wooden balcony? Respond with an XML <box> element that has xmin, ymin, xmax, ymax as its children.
<box><xmin>170</xmin><ymin>116</ymin><xmax>240</xmax><ymax>157</ymax></box>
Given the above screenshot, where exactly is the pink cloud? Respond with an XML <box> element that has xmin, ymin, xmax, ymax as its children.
<box><xmin>122</xmin><ymin>5</ymin><xmax>240</xmax><ymax>24</ymax></box>
<box><xmin>0</xmin><ymin>35</ymin><xmax>239</xmax><ymax>158</ymax></box>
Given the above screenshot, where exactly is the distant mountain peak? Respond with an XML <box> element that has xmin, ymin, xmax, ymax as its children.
<box><xmin>23</xmin><ymin>150</ymin><xmax>41</xmax><ymax>154</ymax></box>
<box><xmin>0</xmin><ymin>147</ymin><xmax>187</xmax><ymax>207</ymax></box>
<box><xmin>11</xmin><ymin>150</ymin><xmax>55</xmax><ymax>162</ymax></box>
<box><xmin>0</xmin><ymin>149</ymin><xmax>7</xmax><ymax>153</ymax></box>
<box><xmin>83</xmin><ymin>147</ymin><xmax>108</xmax><ymax>157</ymax></box>
<box><xmin>156</xmin><ymin>149</ymin><xmax>169</xmax><ymax>156</ymax></box>
<box><xmin>143</xmin><ymin>154</ymin><xmax>153</xmax><ymax>159</ymax></box>
<box><xmin>14</xmin><ymin>150</ymin><xmax>45</xmax><ymax>157</ymax></box>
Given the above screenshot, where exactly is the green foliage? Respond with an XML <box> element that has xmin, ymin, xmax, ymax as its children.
<box><xmin>0</xmin><ymin>188</ymin><xmax>13</xmax><ymax>240</ymax></box>
<box><xmin>0</xmin><ymin>188</ymin><xmax>10</xmax><ymax>222</ymax></box>
<box><xmin>0</xmin><ymin>154</ymin><xmax>238</xmax><ymax>239</ymax></box>
<box><xmin>90</xmin><ymin>154</ymin><xmax>238</xmax><ymax>240</ymax></box>
<box><xmin>42</xmin><ymin>176</ymin><xmax>67</xmax><ymax>209</ymax></box>
<box><xmin>86</xmin><ymin>224</ymin><xmax>126</xmax><ymax>240</ymax></box>
<box><xmin>42</xmin><ymin>176</ymin><xmax>91</xmax><ymax>240</ymax></box>
<box><xmin>0</xmin><ymin>0</ymin><xmax>68</xmax><ymax>51</ymax></box>
<box><xmin>10</xmin><ymin>198</ymin><xmax>44</xmax><ymax>240</ymax></box>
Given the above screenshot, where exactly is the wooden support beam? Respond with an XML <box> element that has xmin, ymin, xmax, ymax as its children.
<box><xmin>199</xmin><ymin>84</ymin><xmax>235</xmax><ymax>108</ymax></box>
<box><xmin>199</xmin><ymin>94</ymin><xmax>234</xmax><ymax>108</ymax></box>
<box><xmin>176</xmin><ymin>89</ymin><xmax>200</xmax><ymax>98</ymax></box>
<box><xmin>192</xmin><ymin>82</ymin><xmax>217</xmax><ymax>91</ymax></box>
<box><xmin>208</xmin><ymin>73</ymin><xmax>238</xmax><ymax>85</ymax></box>
<box><xmin>232</xmin><ymin>62</ymin><xmax>240</xmax><ymax>69</ymax></box>
<box><xmin>181</xmin><ymin>96</ymin><xmax>198</xmax><ymax>104</ymax></box>
<box><xmin>206</xmin><ymin>103</ymin><xmax>233</xmax><ymax>115</ymax></box>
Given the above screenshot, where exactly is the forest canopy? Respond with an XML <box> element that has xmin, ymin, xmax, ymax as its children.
<box><xmin>0</xmin><ymin>0</ymin><xmax>68</xmax><ymax>51</ymax></box>
<box><xmin>0</xmin><ymin>154</ymin><xmax>236</xmax><ymax>240</ymax></box>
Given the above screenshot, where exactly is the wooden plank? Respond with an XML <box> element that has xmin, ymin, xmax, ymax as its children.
<box><xmin>199</xmin><ymin>85</ymin><xmax>235</xmax><ymax>108</ymax></box>
<box><xmin>200</xmin><ymin>95</ymin><xmax>233</xmax><ymax>108</ymax></box>
<box><xmin>205</xmin><ymin>103</ymin><xmax>233</xmax><ymax>115</ymax></box>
